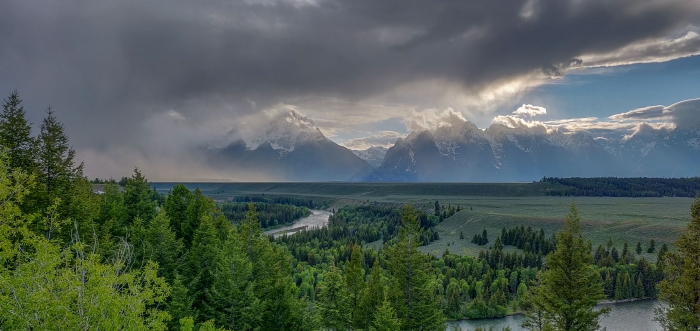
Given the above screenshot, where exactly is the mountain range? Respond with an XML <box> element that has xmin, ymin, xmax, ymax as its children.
<box><xmin>207</xmin><ymin>111</ymin><xmax>374</xmax><ymax>181</ymax></box>
<box><xmin>206</xmin><ymin>111</ymin><xmax>700</xmax><ymax>182</ymax></box>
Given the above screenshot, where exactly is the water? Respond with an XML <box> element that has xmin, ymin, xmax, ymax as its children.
<box><xmin>446</xmin><ymin>300</ymin><xmax>663</xmax><ymax>331</ymax></box>
<box><xmin>264</xmin><ymin>209</ymin><xmax>332</xmax><ymax>238</ymax></box>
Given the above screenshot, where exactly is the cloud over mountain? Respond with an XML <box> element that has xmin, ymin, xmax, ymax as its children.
<box><xmin>1</xmin><ymin>0</ymin><xmax>699</xmax><ymax>179</ymax></box>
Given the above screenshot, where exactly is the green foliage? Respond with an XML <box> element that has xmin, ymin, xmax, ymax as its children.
<box><xmin>522</xmin><ymin>204</ymin><xmax>608</xmax><ymax>331</ymax></box>
<box><xmin>542</xmin><ymin>177</ymin><xmax>700</xmax><ymax>197</ymax></box>
<box><xmin>123</xmin><ymin>168</ymin><xmax>159</xmax><ymax>226</ymax></box>
<box><xmin>0</xmin><ymin>90</ymin><xmax>36</xmax><ymax>175</ymax></box>
<box><xmin>0</xmin><ymin>158</ymin><xmax>171</xmax><ymax>330</ymax></box>
<box><xmin>387</xmin><ymin>205</ymin><xmax>446</xmax><ymax>331</ymax></box>
<box><xmin>218</xmin><ymin>201</ymin><xmax>311</xmax><ymax>228</ymax></box>
<box><xmin>345</xmin><ymin>244</ymin><xmax>366</xmax><ymax>329</ymax></box>
<box><xmin>372</xmin><ymin>296</ymin><xmax>402</xmax><ymax>331</ymax></box>
<box><xmin>655</xmin><ymin>197</ymin><xmax>700</xmax><ymax>330</ymax></box>
<box><xmin>318</xmin><ymin>264</ymin><xmax>351</xmax><ymax>330</ymax></box>
<box><xmin>35</xmin><ymin>107</ymin><xmax>82</xmax><ymax>238</ymax></box>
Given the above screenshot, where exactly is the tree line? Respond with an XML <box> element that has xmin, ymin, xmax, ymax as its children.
<box><xmin>541</xmin><ymin>177</ymin><xmax>700</xmax><ymax>197</ymax></box>
<box><xmin>218</xmin><ymin>201</ymin><xmax>311</xmax><ymax>228</ymax></box>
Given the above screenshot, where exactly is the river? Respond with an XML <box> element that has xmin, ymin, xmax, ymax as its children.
<box><xmin>446</xmin><ymin>300</ymin><xmax>663</xmax><ymax>331</ymax></box>
<box><xmin>264</xmin><ymin>209</ymin><xmax>332</xmax><ymax>238</ymax></box>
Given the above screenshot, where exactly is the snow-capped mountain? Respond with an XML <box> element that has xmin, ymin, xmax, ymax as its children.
<box><xmin>244</xmin><ymin>111</ymin><xmax>327</xmax><ymax>156</ymax></box>
<box><xmin>208</xmin><ymin>111</ymin><xmax>374</xmax><ymax>181</ymax></box>
<box><xmin>368</xmin><ymin>122</ymin><xmax>700</xmax><ymax>182</ymax></box>
<box><xmin>351</xmin><ymin>146</ymin><xmax>388</xmax><ymax>168</ymax></box>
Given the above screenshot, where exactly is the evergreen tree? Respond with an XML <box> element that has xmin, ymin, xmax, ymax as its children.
<box><xmin>345</xmin><ymin>244</ymin><xmax>366</xmax><ymax>329</ymax></box>
<box><xmin>144</xmin><ymin>211</ymin><xmax>183</xmax><ymax>281</ymax></box>
<box><xmin>236</xmin><ymin>203</ymin><xmax>306</xmax><ymax>331</ymax></box>
<box><xmin>647</xmin><ymin>239</ymin><xmax>656</xmax><ymax>254</ymax></box>
<box><xmin>359</xmin><ymin>258</ymin><xmax>386</xmax><ymax>330</ymax></box>
<box><xmin>522</xmin><ymin>204</ymin><xmax>608</xmax><ymax>331</ymax></box>
<box><xmin>123</xmin><ymin>168</ymin><xmax>158</xmax><ymax>226</ymax></box>
<box><xmin>35</xmin><ymin>107</ymin><xmax>80</xmax><ymax>238</ymax></box>
<box><xmin>387</xmin><ymin>205</ymin><xmax>445</xmax><ymax>331</ymax></box>
<box><xmin>318</xmin><ymin>264</ymin><xmax>351</xmax><ymax>330</ymax></box>
<box><xmin>636</xmin><ymin>242</ymin><xmax>642</xmax><ymax>255</ymax></box>
<box><xmin>165</xmin><ymin>184</ymin><xmax>193</xmax><ymax>240</ymax></box>
<box><xmin>0</xmin><ymin>90</ymin><xmax>36</xmax><ymax>174</ymax></box>
<box><xmin>655</xmin><ymin>197</ymin><xmax>700</xmax><ymax>330</ymax></box>
<box><xmin>203</xmin><ymin>225</ymin><xmax>262</xmax><ymax>331</ymax></box>
<box><xmin>372</xmin><ymin>295</ymin><xmax>402</xmax><ymax>331</ymax></box>
<box><xmin>180</xmin><ymin>215</ymin><xmax>223</xmax><ymax>325</ymax></box>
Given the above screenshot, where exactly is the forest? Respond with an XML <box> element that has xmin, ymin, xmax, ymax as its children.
<box><xmin>541</xmin><ymin>177</ymin><xmax>700</xmax><ymax>197</ymax></box>
<box><xmin>2</xmin><ymin>90</ymin><xmax>700</xmax><ymax>330</ymax></box>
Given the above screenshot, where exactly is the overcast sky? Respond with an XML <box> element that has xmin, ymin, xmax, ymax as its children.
<box><xmin>1</xmin><ymin>0</ymin><xmax>699</xmax><ymax>179</ymax></box>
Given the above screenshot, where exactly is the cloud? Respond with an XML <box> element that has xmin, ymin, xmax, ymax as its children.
<box><xmin>340</xmin><ymin>131</ymin><xmax>406</xmax><ymax>150</ymax></box>
<box><xmin>663</xmin><ymin>98</ymin><xmax>700</xmax><ymax>131</ymax></box>
<box><xmin>490</xmin><ymin>98</ymin><xmax>700</xmax><ymax>142</ymax></box>
<box><xmin>606</xmin><ymin>98</ymin><xmax>700</xmax><ymax>131</ymax></box>
<box><xmin>2</xmin><ymin>0</ymin><xmax>700</xmax><ymax>178</ymax></box>
<box><xmin>608</xmin><ymin>105</ymin><xmax>667</xmax><ymax>121</ymax></box>
<box><xmin>406</xmin><ymin>108</ymin><xmax>470</xmax><ymax>132</ymax></box>
<box><xmin>513</xmin><ymin>104</ymin><xmax>547</xmax><ymax>117</ymax></box>
<box><xmin>491</xmin><ymin>115</ymin><xmax>549</xmax><ymax>135</ymax></box>
<box><xmin>581</xmin><ymin>31</ymin><xmax>700</xmax><ymax>68</ymax></box>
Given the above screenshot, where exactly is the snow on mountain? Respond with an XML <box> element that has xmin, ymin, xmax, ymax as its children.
<box><xmin>245</xmin><ymin>110</ymin><xmax>327</xmax><ymax>155</ymax></box>
<box><xmin>373</xmin><ymin>121</ymin><xmax>700</xmax><ymax>181</ymax></box>
<box><xmin>351</xmin><ymin>146</ymin><xmax>388</xmax><ymax>168</ymax></box>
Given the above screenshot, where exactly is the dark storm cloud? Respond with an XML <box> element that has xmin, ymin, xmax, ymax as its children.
<box><xmin>1</xmin><ymin>0</ymin><xmax>699</xmax><ymax>178</ymax></box>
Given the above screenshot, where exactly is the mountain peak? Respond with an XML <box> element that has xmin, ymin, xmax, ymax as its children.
<box><xmin>246</xmin><ymin>110</ymin><xmax>326</xmax><ymax>155</ymax></box>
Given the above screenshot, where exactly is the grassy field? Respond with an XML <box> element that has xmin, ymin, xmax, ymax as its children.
<box><xmin>152</xmin><ymin>182</ymin><xmax>695</xmax><ymax>257</ymax></box>
<box><xmin>419</xmin><ymin>197</ymin><xmax>693</xmax><ymax>257</ymax></box>
<box><xmin>151</xmin><ymin>182</ymin><xmax>571</xmax><ymax>200</ymax></box>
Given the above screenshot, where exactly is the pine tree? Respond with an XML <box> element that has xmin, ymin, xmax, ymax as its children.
<box><xmin>144</xmin><ymin>211</ymin><xmax>183</xmax><ymax>281</ymax></box>
<box><xmin>372</xmin><ymin>295</ymin><xmax>402</xmax><ymax>331</ymax></box>
<box><xmin>122</xmin><ymin>168</ymin><xmax>158</xmax><ymax>226</ymax></box>
<box><xmin>182</xmin><ymin>215</ymin><xmax>222</xmax><ymax>321</ymax></box>
<box><xmin>0</xmin><ymin>90</ymin><xmax>36</xmax><ymax>174</ymax></box>
<box><xmin>165</xmin><ymin>184</ymin><xmax>193</xmax><ymax>240</ymax></box>
<box><xmin>35</xmin><ymin>107</ymin><xmax>79</xmax><ymax>238</ymax></box>
<box><xmin>236</xmin><ymin>203</ymin><xmax>306</xmax><ymax>331</ymax></box>
<box><xmin>202</xmin><ymin>225</ymin><xmax>262</xmax><ymax>330</ymax></box>
<box><xmin>655</xmin><ymin>197</ymin><xmax>700</xmax><ymax>330</ymax></box>
<box><xmin>345</xmin><ymin>244</ymin><xmax>366</xmax><ymax>329</ymax></box>
<box><xmin>318</xmin><ymin>264</ymin><xmax>351</xmax><ymax>330</ymax></box>
<box><xmin>387</xmin><ymin>205</ymin><xmax>445</xmax><ymax>331</ymax></box>
<box><xmin>647</xmin><ymin>239</ymin><xmax>656</xmax><ymax>253</ymax></box>
<box><xmin>359</xmin><ymin>258</ymin><xmax>386</xmax><ymax>330</ymax></box>
<box><xmin>522</xmin><ymin>204</ymin><xmax>608</xmax><ymax>331</ymax></box>
<box><xmin>636</xmin><ymin>242</ymin><xmax>642</xmax><ymax>255</ymax></box>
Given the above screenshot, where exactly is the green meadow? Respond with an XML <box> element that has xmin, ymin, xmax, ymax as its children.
<box><xmin>153</xmin><ymin>182</ymin><xmax>694</xmax><ymax>257</ymax></box>
<box><xmin>418</xmin><ymin>196</ymin><xmax>692</xmax><ymax>257</ymax></box>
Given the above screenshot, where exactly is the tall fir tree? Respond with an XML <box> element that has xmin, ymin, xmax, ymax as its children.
<box><xmin>359</xmin><ymin>258</ymin><xmax>387</xmax><ymax>330</ymax></box>
<box><xmin>655</xmin><ymin>197</ymin><xmax>700</xmax><ymax>330</ymax></box>
<box><xmin>345</xmin><ymin>244</ymin><xmax>366</xmax><ymax>329</ymax></box>
<box><xmin>236</xmin><ymin>203</ymin><xmax>306</xmax><ymax>331</ymax></box>
<box><xmin>387</xmin><ymin>205</ymin><xmax>446</xmax><ymax>331</ymax></box>
<box><xmin>35</xmin><ymin>107</ymin><xmax>80</xmax><ymax>238</ymax></box>
<box><xmin>318</xmin><ymin>264</ymin><xmax>351</xmax><ymax>331</ymax></box>
<box><xmin>0</xmin><ymin>90</ymin><xmax>36</xmax><ymax>175</ymax></box>
<box><xmin>372</xmin><ymin>294</ymin><xmax>402</xmax><ymax>331</ymax></box>
<box><xmin>123</xmin><ymin>168</ymin><xmax>158</xmax><ymax>226</ymax></box>
<box><xmin>522</xmin><ymin>204</ymin><xmax>608</xmax><ymax>331</ymax></box>
<box><xmin>165</xmin><ymin>184</ymin><xmax>193</xmax><ymax>240</ymax></box>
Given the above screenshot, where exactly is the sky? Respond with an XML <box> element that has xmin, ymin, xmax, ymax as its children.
<box><xmin>1</xmin><ymin>0</ymin><xmax>699</xmax><ymax>180</ymax></box>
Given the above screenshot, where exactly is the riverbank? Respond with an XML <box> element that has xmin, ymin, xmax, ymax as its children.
<box><xmin>265</xmin><ymin>209</ymin><xmax>332</xmax><ymax>238</ymax></box>
<box><xmin>446</xmin><ymin>299</ymin><xmax>662</xmax><ymax>331</ymax></box>
<box><xmin>446</xmin><ymin>297</ymin><xmax>656</xmax><ymax>323</ymax></box>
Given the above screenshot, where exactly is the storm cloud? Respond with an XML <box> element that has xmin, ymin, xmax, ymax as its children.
<box><xmin>1</xmin><ymin>0</ymin><xmax>699</xmax><ymax>179</ymax></box>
